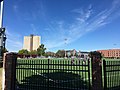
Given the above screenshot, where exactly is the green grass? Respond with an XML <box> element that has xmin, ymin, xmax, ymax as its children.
<box><xmin>104</xmin><ymin>60</ymin><xmax>120</xmax><ymax>89</ymax></box>
<box><xmin>101</xmin><ymin>59</ymin><xmax>120</xmax><ymax>89</ymax></box>
<box><xmin>16</xmin><ymin>58</ymin><xmax>120</xmax><ymax>89</ymax></box>
<box><xmin>103</xmin><ymin>58</ymin><xmax>120</xmax><ymax>61</ymax></box>
<box><xmin>16</xmin><ymin>58</ymin><xmax>90</xmax><ymax>89</ymax></box>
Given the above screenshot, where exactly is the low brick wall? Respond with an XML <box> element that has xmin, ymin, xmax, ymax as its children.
<box><xmin>91</xmin><ymin>51</ymin><xmax>103</xmax><ymax>90</ymax></box>
<box><xmin>2</xmin><ymin>52</ymin><xmax>17</xmax><ymax>90</ymax></box>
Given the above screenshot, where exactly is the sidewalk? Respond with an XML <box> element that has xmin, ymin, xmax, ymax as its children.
<box><xmin>0</xmin><ymin>68</ymin><xmax>2</xmax><ymax>90</ymax></box>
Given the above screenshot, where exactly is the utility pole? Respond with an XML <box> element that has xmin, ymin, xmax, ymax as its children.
<box><xmin>0</xmin><ymin>0</ymin><xmax>6</xmax><ymax>67</ymax></box>
<box><xmin>64</xmin><ymin>38</ymin><xmax>67</xmax><ymax>58</ymax></box>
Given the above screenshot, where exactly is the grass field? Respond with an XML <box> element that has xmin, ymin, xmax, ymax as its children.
<box><xmin>16</xmin><ymin>58</ymin><xmax>91</xmax><ymax>89</ymax></box>
<box><xmin>0</xmin><ymin>68</ymin><xmax>2</xmax><ymax>90</ymax></box>
<box><xmin>16</xmin><ymin>58</ymin><xmax>120</xmax><ymax>90</ymax></box>
<box><xmin>103</xmin><ymin>60</ymin><xmax>120</xmax><ymax>89</ymax></box>
<box><xmin>0</xmin><ymin>58</ymin><xmax>119</xmax><ymax>90</ymax></box>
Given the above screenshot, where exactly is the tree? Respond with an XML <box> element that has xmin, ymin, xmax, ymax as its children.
<box><xmin>29</xmin><ymin>50</ymin><xmax>37</xmax><ymax>55</ymax></box>
<box><xmin>28</xmin><ymin>50</ymin><xmax>37</xmax><ymax>58</ymax></box>
<box><xmin>56</xmin><ymin>50</ymin><xmax>65</xmax><ymax>58</ymax></box>
<box><xmin>89</xmin><ymin>51</ymin><xmax>102</xmax><ymax>58</ymax></box>
<box><xmin>18</xmin><ymin>49</ymin><xmax>29</xmax><ymax>55</ymax></box>
<box><xmin>45</xmin><ymin>51</ymin><xmax>55</xmax><ymax>57</ymax></box>
<box><xmin>37</xmin><ymin>44</ymin><xmax>46</xmax><ymax>56</ymax></box>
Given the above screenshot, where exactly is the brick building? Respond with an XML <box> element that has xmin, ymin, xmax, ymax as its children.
<box><xmin>97</xmin><ymin>49</ymin><xmax>120</xmax><ymax>58</ymax></box>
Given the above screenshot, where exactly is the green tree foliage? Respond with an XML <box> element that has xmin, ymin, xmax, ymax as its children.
<box><xmin>45</xmin><ymin>51</ymin><xmax>55</xmax><ymax>57</ymax></box>
<box><xmin>37</xmin><ymin>44</ymin><xmax>46</xmax><ymax>56</ymax></box>
<box><xmin>18</xmin><ymin>49</ymin><xmax>29</xmax><ymax>55</ymax></box>
<box><xmin>56</xmin><ymin>50</ymin><xmax>65</xmax><ymax>58</ymax></box>
<box><xmin>89</xmin><ymin>51</ymin><xmax>102</xmax><ymax>58</ymax></box>
<box><xmin>29</xmin><ymin>50</ymin><xmax>37</xmax><ymax>55</ymax></box>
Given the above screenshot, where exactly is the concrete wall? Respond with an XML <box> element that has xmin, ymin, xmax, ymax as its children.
<box><xmin>33</xmin><ymin>36</ymin><xmax>40</xmax><ymax>51</ymax></box>
<box><xmin>23</xmin><ymin>35</ymin><xmax>40</xmax><ymax>51</ymax></box>
<box><xmin>23</xmin><ymin>36</ymin><xmax>31</xmax><ymax>51</ymax></box>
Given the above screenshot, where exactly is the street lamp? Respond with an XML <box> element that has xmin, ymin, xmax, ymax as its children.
<box><xmin>64</xmin><ymin>38</ymin><xmax>67</xmax><ymax>58</ymax></box>
<box><xmin>0</xmin><ymin>0</ymin><xmax>6</xmax><ymax>66</ymax></box>
<box><xmin>0</xmin><ymin>0</ymin><xmax>4</xmax><ymax>27</ymax></box>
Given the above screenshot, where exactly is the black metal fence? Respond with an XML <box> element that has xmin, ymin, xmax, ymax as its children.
<box><xmin>16</xmin><ymin>58</ymin><xmax>91</xmax><ymax>90</ymax></box>
<box><xmin>103</xmin><ymin>60</ymin><xmax>120</xmax><ymax>90</ymax></box>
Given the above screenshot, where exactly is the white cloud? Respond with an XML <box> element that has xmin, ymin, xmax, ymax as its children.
<box><xmin>72</xmin><ymin>4</ymin><xmax>92</xmax><ymax>23</ymax></box>
<box><xmin>13</xmin><ymin>5</ymin><xmax>18</xmax><ymax>12</ymax></box>
<box><xmin>7</xmin><ymin>0</ymin><xmax>120</xmax><ymax>51</ymax></box>
<box><xmin>6</xmin><ymin>29</ymin><xmax>23</xmax><ymax>52</ymax></box>
<box><xmin>44</xmin><ymin>0</ymin><xmax>120</xmax><ymax>50</ymax></box>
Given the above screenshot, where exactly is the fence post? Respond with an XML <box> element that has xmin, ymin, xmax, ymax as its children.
<box><xmin>103</xmin><ymin>60</ymin><xmax>107</xmax><ymax>90</ymax></box>
<box><xmin>2</xmin><ymin>52</ymin><xmax>17</xmax><ymax>90</ymax></box>
<box><xmin>48</xmin><ymin>59</ymin><xmax>49</xmax><ymax>90</ymax></box>
<box><xmin>90</xmin><ymin>51</ymin><xmax>103</xmax><ymax>90</ymax></box>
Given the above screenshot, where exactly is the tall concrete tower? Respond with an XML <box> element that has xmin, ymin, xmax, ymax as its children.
<box><xmin>23</xmin><ymin>34</ymin><xmax>40</xmax><ymax>51</ymax></box>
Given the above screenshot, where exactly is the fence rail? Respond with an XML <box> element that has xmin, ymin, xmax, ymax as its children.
<box><xmin>3</xmin><ymin>52</ymin><xmax>120</xmax><ymax>90</ymax></box>
<box><xmin>16</xmin><ymin>59</ymin><xmax>91</xmax><ymax>90</ymax></box>
<box><xmin>103</xmin><ymin>60</ymin><xmax>120</xmax><ymax>90</ymax></box>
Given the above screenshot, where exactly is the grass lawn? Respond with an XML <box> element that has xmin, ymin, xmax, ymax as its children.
<box><xmin>16</xmin><ymin>58</ymin><xmax>120</xmax><ymax>89</ymax></box>
<box><xmin>16</xmin><ymin>58</ymin><xmax>90</xmax><ymax>89</ymax></box>
<box><xmin>0</xmin><ymin>68</ymin><xmax>2</xmax><ymax>90</ymax></box>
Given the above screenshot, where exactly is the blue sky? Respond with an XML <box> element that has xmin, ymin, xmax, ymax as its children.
<box><xmin>3</xmin><ymin>0</ymin><xmax>120</xmax><ymax>52</ymax></box>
